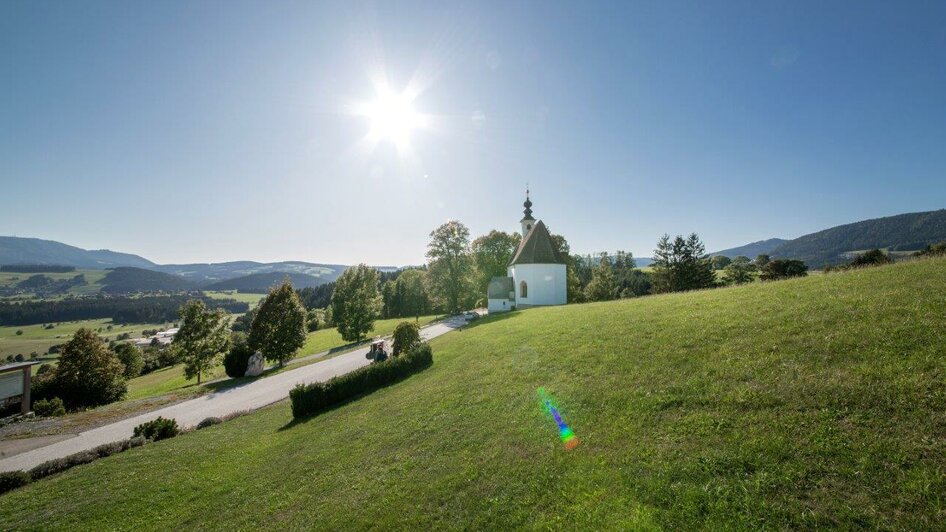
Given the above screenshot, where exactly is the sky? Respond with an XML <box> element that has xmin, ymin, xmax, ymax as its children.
<box><xmin>2</xmin><ymin>0</ymin><xmax>945</xmax><ymax>266</ymax></box>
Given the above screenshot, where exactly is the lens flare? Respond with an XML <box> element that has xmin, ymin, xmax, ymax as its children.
<box><xmin>538</xmin><ymin>387</ymin><xmax>580</xmax><ymax>451</ymax></box>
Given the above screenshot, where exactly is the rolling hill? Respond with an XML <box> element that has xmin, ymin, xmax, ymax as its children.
<box><xmin>3</xmin><ymin>257</ymin><xmax>944</xmax><ymax>528</ymax></box>
<box><xmin>768</xmin><ymin>209</ymin><xmax>946</xmax><ymax>266</ymax></box>
<box><xmin>710</xmin><ymin>238</ymin><xmax>789</xmax><ymax>259</ymax></box>
<box><xmin>0</xmin><ymin>236</ymin><xmax>154</xmax><ymax>269</ymax></box>
<box><xmin>203</xmin><ymin>271</ymin><xmax>330</xmax><ymax>293</ymax></box>
<box><xmin>152</xmin><ymin>261</ymin><xmax>347</xmax><ymax>284</ymax></box>
<box><xmin>99</xmin><ymin>267</ymin><xmax>197</xmax><ymax>294</ymax></box>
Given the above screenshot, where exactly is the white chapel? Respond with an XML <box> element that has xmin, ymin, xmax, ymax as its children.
<box><xmin>487</xmin><ymin>191</ymin><xmax>567</xmax><ymax>313</ymax></box>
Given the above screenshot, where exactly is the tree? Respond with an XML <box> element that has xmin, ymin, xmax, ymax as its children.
<box><xmin>113</xmin><ymin>342</ymin><xmax>144</xmax><ymax>378</ymax></box>
<box><xmin>848</xmin><ymin>249</ymin><xmax>893</xmax><ymax>268</ymax></box>
<box><xmin>53</xmin><ymin>328</ymin><xmax>126</xmax><ymax>410</ymax></box>
<box><xmin>426</xmin><ymin>221</ymin><xmax>474</xmax><ymax>313</ymax></box>
<box><xmin>755</xmin><ymin>254</ymin><xmax>771</xmax><ymax>269</ymax></box>
<box><xmin>722</xmin><ymin>256</ymin><xmax>756</xmax><ymax>285</ymax></box>
<box><xmin>397</xmin><ymin>269</ymin><xmax>430</xmax><ymax>320</ymax></box>
<box><xmin>710</xmin><ymin>255</ymin><xmax>732</xmax><ymax>270</ymax></box>
<box><xmin>249</xmin><ymin>280</ymin><xmax>308</xmax><ymax>366</ymax></box>
<box><xmin>391</xmin><ymin>321</ymin><xmax>421</xmax><ymax>356</ymax></box>
<box><xmin>651</xmin><ymin>233</ymin><xmax>716</xmax><ymax>293</ymax></box>
<box><xmin>331</xmin><ymin>264</ymin><xmax>382</xmax><ymax>342</ymax></box>
<box><xmin>585</xmin><ymin>254</ymin><xmax>617</xmax><ymax>301</ymax></box>
<box><xmin>759</xmin><ymin>259</ymin><xmax>808</xmax><ymax>280</ymax></box>
<box><xmin>471</xmin><ymin>230</ymin><xmax>520</xmax><ymax>296</ymax></box>
<box><xmin>174</xmin><ymin>300</ymin><xmax>231</xmax><ymax>384</ymax></box>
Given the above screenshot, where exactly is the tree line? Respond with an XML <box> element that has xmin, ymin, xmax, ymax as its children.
<box><xmin>0</xmin><ymin>295</ymin><xmax>249</xmax><ymax>326</ymax></box>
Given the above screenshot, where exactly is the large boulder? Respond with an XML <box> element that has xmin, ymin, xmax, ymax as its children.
<box><xmin>244</xmin><ymin>351</ymin><xmax>265</xmax><ymax>377</ymax></box>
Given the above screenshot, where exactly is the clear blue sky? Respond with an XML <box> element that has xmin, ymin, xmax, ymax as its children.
<box><xmin>2</xmin><ymin>1</ymin><xmax>945</xmax><ymax>265</ymax></box>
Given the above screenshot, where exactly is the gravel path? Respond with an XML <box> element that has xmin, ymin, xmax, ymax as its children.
<box><xmin>0</xmin><ymin>318</ymin><xmax>463</xmax><ymax>473</ymax></box>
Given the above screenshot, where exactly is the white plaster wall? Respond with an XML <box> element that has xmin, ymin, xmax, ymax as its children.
<box><xmin>508</xmin><ymin>264</ymin><xmax>567</xmax><ymax>306</ymax></box>
<box><xmin>487</xmin><ymin>298</ymin><xmax>513</xmax><ymax>313</ymax></box>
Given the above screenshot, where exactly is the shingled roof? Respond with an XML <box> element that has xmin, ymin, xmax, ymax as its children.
<box><xmin>509</xmin><ymin>220</ymin><xmax>565</xmax><ymax>266</ymax></box>
<box><xmin>488</xmin><ymin>276</ymin><xmax>514</xmax><ymax>299</ymax></box>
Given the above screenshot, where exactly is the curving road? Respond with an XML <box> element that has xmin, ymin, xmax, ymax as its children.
<box><xmin>0</xmin><ymin>317</ymin><xmax>465</xmax><ymax>473</ymax></box>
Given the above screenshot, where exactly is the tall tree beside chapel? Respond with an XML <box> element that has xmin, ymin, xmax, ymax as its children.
<box><xmin>174</xmin><ymin>300</ymin><xmax>231</xmax><ymax>384</ymax></box>
<box><xmin>249</xmin><ymin>280</ymin><xmax>308</xmax><ymax>366</ymax></box>
<box><xmin>331</xmin><ymin>264</ymin><xmax>383</xmax><ymax>342</ymax></box>
<box><xmin>426</xmin><ymin>220</ymin><xmax>474</xmax><ymax>313</ymax></box>
<box><xmin>471</xmin><ymin>230</ymin><xmax>520</xmax><ymax>296</ymax></box>
<box><xmin>585</xmin><ymin>253</ymin><xmax>618</xmax><ymax>301</ymax></box>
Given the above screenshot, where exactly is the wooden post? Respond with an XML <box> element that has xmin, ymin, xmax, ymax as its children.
<box><xmin>21</xmin><ymin>366</ymin><xmax>31</xmax><ymax>415</ymax></box>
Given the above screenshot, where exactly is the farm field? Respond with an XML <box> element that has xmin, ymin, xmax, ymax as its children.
<box><xmin>2</xmin><ymin>258</ymin><xmax>944</xmax><ymax>528</ymax></box>
<box><xmin>0</xmin><ymin>269</ymin><xmax>108</xmax><ymax>298</ymax></box>
<box><xmin>201</xmin><ymin>290</ymin><xmax>267</xmax><ymax>307</ymax></box>
<box><xmin>0</xmin><ymin>319</ymin><xmax>173</xmax><ymax>362</ymax></box>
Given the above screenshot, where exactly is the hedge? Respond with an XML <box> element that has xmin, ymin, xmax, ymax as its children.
<box><xmin>28</xmin><ymin>436</ymin><xmax>146</xmax><ymax>482</ymax></box>
<box><xmin>290</xmin><ymin>343</ymin><xmax>433</xmax><ymax>419</ymax></box>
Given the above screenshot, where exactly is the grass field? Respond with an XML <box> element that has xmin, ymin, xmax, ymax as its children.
<box><xmin>2</xmin><ymin>259</ymin><xmax>945</xmax><ymax>528</ymax></box>
<box><xmin>0</xmin><ymin>319</ymin><xmax>173</xmax><ymax>361</ymax></box>
<box><xmin>0</xmin><ymin>269</ymin><xmax>108</xmax><ymax>298</ymax></box>
<box><xmin>201</xmin><ymin>290</ymin><xmax>267</xmax><ymax>307</ymax></box>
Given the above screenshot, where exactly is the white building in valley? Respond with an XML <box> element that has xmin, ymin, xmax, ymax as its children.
<box><xmin>487</xmin><ymin>191</ymin><xmax>567</xmax><ymax>313</ymax></box>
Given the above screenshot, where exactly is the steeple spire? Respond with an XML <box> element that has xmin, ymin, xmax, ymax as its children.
<box><xmin>520</xmin><ymin>187</ymin><xmax>535</xmax><ymax>237</ymax></box>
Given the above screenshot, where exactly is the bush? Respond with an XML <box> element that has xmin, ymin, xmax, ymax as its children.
<box><xmin>391</xmin><ymin>321</ymin><xmax>421</xmax><ymax>356</ymax></box>
<box><xmin>133</xmin><ymin>416</ymin><xmax>179</xmax><ymax>441</ymax></box>
<box><xmin>196</xmin><ymin>416</ymin><xmax>222</xmax><ymax>430</ymax></box>
<box><xmin>28</xmin><ymin>437</ymin><xmax>145</xmax><ymax>481</ymax></box>
<box><xmin>224</xmin><ymin>333</ymin><xmax>254</xmax><ymax>378</ymax></box>
<box><xmin>33</xmin><ymin>397</ymin><xmax>66</xmax><ymax>417</ymax></box>
<box><xmin>759</xmin><ymin>259</ymin><xmax>808</xmax><ymax>281</ymax></box>
<box><xmin>0</xmin><ymin>471</ymin><xmax>31</xmax><ymax>495</ymax></box>
<box><xmin>15</xmin><ymin>329</ymin><xmax>23</xmax><ymax>336</ymax></box>
<box><xmin>290</xmin><ymin>343</ymin><xmax>433</xmax><ymax>419</ymax></box>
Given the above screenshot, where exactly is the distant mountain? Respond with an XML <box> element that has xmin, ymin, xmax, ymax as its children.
<box><xmin>0</xmin><ymin>236</ymin><xmax>155</xmax><ymax>269</ymax></box>
<box><xmin>203</xmin><ymin>272</ymin><xmax>330</xmax><ymax>293</ymax></box>
<box><xmin>768</xmin><ymin>209</ymin><xmax>946</xmax><ymax>266</ymax></box>
<box><xmin>152</xmin><ymin>261</ymin><xmax>346</xmax><ymax>284</ymax></box>
<box><xmin>100</xmin><ymin>267</ymin><xmax>197</xmax><ymax>294</ymax></box>
<box><xmin>711</xmin><ymin>238</ymin><xmax>789</xmax><ymax>259</ymax></box>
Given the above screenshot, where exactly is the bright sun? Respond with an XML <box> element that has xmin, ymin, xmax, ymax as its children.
<box><xmin>354</xmin><ymin>84</ymin><xmax>427</xmax><ymax>154</ymax></box>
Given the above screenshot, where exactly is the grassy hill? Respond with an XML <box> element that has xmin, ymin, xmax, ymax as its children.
<box><xmin>711</xmin><ymin>237</ymin><xmax>788</xmax><ymax>259</ymax></box>
<box><xmin>0</xmin><ymin>236</ymin><xmax>154</xmax><ymax>269</ymax></box>
<box><xmin>2</xmin><ymin>258</ymin><xmax>945</xmax><ymax>528</ymax></box>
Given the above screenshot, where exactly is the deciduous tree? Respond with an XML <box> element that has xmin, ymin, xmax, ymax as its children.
<box><xmin>331</xmin><ymin>264</ymin><xmax>382</xmax><ymax>342</ymax></box>
<box><xmin>426</xmin><ymin>221</ymin><xmax>474</xmax><ymax>313</ymax></box>
<box><xmin>53</xmin><ymin>328</ymin><xmax>127</xmax><ymax>409</ymax></box>
<box><xmin>249</xmin><ymin>280</ymin><xmax>308</xmax><ymax>366</ymax></box>
<box><xmin>471</xmin><ymin>230</ymin><xmax>520</xmax><ymax>296</ymax></box>
<box><xmin>174</xmin><ymin>300</ymin><xmax>231</xmax><ymax>384</ymax></box>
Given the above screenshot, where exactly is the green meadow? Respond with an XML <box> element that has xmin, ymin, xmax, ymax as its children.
<box><xmin>2</xmin><ymin>258</ymin><xmax>945</xmax><ymax>529</ymax></box>
<box><xmin>0</xmin><ymin>319</ymin><xmax>173</xmax><ymax>363</ymax></box>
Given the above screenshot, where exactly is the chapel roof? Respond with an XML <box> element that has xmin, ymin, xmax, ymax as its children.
<box><xmin>509</xmin><ymin>220</ymin><xmax>565</xmax><ymax>266</ymax></box>
<box><xmin>488</xmin><ymin>276</ymin><xmax>515</xmax><ymax>299</ymax></box>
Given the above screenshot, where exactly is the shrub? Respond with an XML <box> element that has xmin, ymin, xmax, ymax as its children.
<box><xmin>224</xmin><ymin>333</ymin><xmax>254</xmax><ymax>378</ymax></box>
<box><xmin>196</xmin><ymin>416</ymin><xmax>222</xmax><ymax>429</ymax></box>
<box><xmin>34</xmin><ymin>397</ymin><xmax>66</xmax><ymax>417</ymax></box>
<box><xmin>391</xmin><ymin>321</ymin><xmax>421</xmax><ymax>356</ymax></box>
<box><xmin>14</xmin><ymin>354</ymin><xmax>25</xmax><ymax>362</ymax></box>
<box><xmin>290</xmin><ymin>343</ymin><xmax>433</xmax><ymax>419</ymax></box>
<box><xmin>133</xmin><ymin>416</ymin><xmax>179</xmax><ymax>441</ymax></box>
<box><xmin>0</xmin><ymin>471</ymin><xmax>31</xmax><ymax>495</ymax></box>
<box><xmin>848</xmin><ymin>249</ymin><xmax>893</xmax><ymax>268</ymax></box>
<box><xmin>759</xmin><ymin>259</ymin><xmax>808</xmax><ymax>281</ymax></box>
<box><xmin>28</xmin><ymin>437</ymin><xmax>145</xmax><ymax>481</ymax></box>
<box><xmin>15</xmin><ymin>329</ymin><xmax>23</xmax><ymax>336</ymax></box>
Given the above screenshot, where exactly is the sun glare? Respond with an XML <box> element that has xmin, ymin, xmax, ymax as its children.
<box><xmin>352</xmin><ymin>82</ymin><xmax>428</xmax><ymax>156</ymax></box>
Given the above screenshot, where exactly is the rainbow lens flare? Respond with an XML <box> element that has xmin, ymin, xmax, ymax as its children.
<box><xmin>538</xmin><ymin>387</ymin><xmax>580</xmax><ymax>451</ymax></box>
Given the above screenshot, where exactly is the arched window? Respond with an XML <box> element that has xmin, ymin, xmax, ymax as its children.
<box><xmin>520</xmin><ymin>280</ymin><xmax>528</xmax><ymax>298</ymax></box>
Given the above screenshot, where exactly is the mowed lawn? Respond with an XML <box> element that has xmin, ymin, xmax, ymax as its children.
<box><xmin>125</xmin><ymin>315</ymin><xmax>442</xmax><ymax>401</ymax></box>
<box><xmin>3</xmin><ymin>259</ymin><xmax>945</xmax><ymax>529</ymax></box>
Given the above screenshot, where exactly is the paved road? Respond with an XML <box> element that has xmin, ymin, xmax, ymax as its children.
<box><xmin>0</xmin><ymin>318</ymin><xmax>465</xmax><ymax>473</ymax></box>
